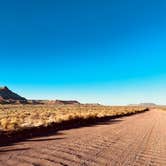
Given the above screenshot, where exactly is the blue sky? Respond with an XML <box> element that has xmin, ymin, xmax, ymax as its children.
<box><xmin>1</xmin><ymin>0</ymin><xmax>166</xmax><ymax>105</ymax></box>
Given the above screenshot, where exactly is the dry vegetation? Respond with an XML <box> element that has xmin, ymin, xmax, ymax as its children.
<box><xmin>157</xmin><ymin>106</ymin><xmax>166</xmax><ymax>111</ymax></box>
<box><xmin>0</xmin><ymin>104</ymin><xmax>148</xmax><ymax>133</ymax></box>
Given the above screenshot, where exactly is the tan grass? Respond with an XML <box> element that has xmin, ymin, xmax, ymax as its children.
<box><xmin>0</xmin><ymin>104</ymin><xmax>148</xmax><ymax>132</ymax></box>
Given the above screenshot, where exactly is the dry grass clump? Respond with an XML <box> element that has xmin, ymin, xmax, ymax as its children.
<box><xmin>0</xmin><ymin>104</ymin><xmax>148</xmax><ymax>132</ymax></box>
<box><xmin>157</xmin><ymin>107</ymin><xmax>166</xmax><ymax>111</ymax></box>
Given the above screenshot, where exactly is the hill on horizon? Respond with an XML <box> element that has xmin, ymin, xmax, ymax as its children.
<box><xmin>129</xmin><ymin>103</ymin><xmax>157</xmax><ymax>107</ymax></box>
<box><xmin>0</xmin><ymin>86</ymin><xmax>80</xmax><ymax>105</ymax></box>
<box><xmin>0</xmin><ymin>86</ymin><xmax>27</xmax><ymax>103</ymax></box>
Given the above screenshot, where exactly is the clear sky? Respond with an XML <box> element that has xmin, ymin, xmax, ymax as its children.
<box><xmin>1</xmin><ymin>0</ymin><xmax>166</xmax><ymax>105</ymax></box>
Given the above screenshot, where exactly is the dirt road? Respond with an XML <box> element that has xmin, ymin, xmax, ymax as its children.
<box><xmin>0</xmin><ymin>109</ymin><xmax>166</xmax><ymax>166</ymax></box>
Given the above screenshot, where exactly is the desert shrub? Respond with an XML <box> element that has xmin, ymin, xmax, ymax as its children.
<box><xmin>0</xmin><ymin>104</ymin><xmax>147</xmax><ymax>132</ymax></box>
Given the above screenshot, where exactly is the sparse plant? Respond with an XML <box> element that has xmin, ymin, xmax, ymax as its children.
<box><xmin>0</xmin><ymin>104</ymin><xmax>148</xmax><ymax>132</ymax></box>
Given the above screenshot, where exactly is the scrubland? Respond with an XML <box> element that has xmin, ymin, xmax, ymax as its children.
<box><xmin>157</xmin><ymin>106</ymin><xmax>166</xmax><ymax>111</ymax></box>
<box><xmin>0</xmin><ymin>104</ymin><xmax>148</xmax><ymax>132</ymax></box>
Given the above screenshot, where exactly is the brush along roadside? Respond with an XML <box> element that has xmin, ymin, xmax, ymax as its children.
<box><xmin>0</xmin><ymin>105</ymin><xmax>149</xmax><ymax>145</ymax></box>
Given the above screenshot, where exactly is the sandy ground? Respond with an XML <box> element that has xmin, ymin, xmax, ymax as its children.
<box><xmin>0</xmin><ymin>109</ymin><xmax>166</xmax><ymax>166</ymax></box>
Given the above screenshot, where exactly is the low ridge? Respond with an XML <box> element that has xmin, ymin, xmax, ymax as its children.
<box><xmin>0</xmin><ymin>86</ymin><xmax>80</xmax><ymax>105</ymax></box>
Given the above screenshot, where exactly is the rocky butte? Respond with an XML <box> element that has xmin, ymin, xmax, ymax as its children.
<box><xmin>0</xmin><ymin>86</ymin><xmax>27</xmax><ymax>104</ymax></box>
<box><xmin>0</xmin><ymin>86</ymin><xmax>80</xmax><ymax>105</ymax></box>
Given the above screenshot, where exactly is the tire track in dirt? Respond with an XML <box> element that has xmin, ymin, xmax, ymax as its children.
<box><xmin>0</xmin><ymin>109</ymin><xmax>166</xmax><ymax>166</ymax></box>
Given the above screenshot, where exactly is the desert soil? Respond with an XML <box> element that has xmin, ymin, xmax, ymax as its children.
<box><xmin>0</xmin><ymin>109</ymin><xmax>166</xmax><ymax>166</ymax></box>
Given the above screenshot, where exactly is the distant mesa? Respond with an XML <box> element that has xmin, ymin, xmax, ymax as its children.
<box><xmin>55</xmin><ymin>100</ymin><xmax>80</xmax><ymax>105</ymax></box>
<box><xmin>139</xmin><ymin>103</ymin><xmax>157</xmax><ymax>106</ymax></box>
<box><xmin>0</xmin><ymin>86</ymin><xmax>80</xmax><ymax>105</ymax></box>
<box><xmin>0</xmin><ymin>86</ymin><xmax>26</xmax><ymax>100</ymax></box>
<box><xmin>0</xmin><ymin>86</ymin><xmax>27</xmax><ymax>104</ymax></box>
<box><xmin>28</xmin><ymin>100</ymin><xmax>80</xmax><ymax>105</ymax></box>
<box><xmin>129</xmin><ymin>103</ymin><xmax>157</xmax><ymax>107</ymax></box>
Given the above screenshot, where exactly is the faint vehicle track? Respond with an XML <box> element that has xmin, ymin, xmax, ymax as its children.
<box><xmin>0</xmin><ymin>109</ymin><xmax>166</xmax><ymax>166</ymax></box>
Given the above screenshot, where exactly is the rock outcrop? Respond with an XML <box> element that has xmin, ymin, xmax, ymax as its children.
<box><xmin>0</xmin><ymin>86</ymin><xmax>80</xmax><ymax>105</ymax></box>
<box><xmin>0</xmin><ymin>86</ymin><xmax>27</xmax><ymax>104</ymax></box>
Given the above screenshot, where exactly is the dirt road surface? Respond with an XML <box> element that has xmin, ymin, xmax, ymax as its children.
<box><xmin>0</xmin><ymin>109</ymin><xmax>166</xmax><ymax>166</ymax></box>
